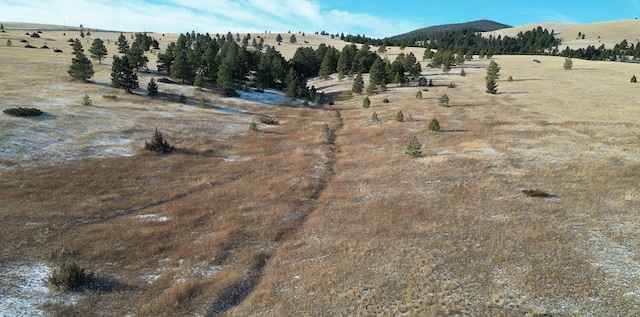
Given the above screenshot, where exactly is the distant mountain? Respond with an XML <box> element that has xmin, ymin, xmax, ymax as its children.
<box><xmin>389</xmin><ymin>19</ymin><xmax>511</xmax><ymax>41</ymax></box>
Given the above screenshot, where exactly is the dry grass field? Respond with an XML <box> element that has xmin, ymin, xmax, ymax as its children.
<box><xmin>2</xmin><ymin>22</ymin><xmax>640</xmax><ymax>316</ymax></box>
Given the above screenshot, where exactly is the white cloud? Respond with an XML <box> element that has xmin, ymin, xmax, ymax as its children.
<box><xmin>0</xmin><ymin>0</ymin><xmax>410</xmax><ymax>37</ymax></box>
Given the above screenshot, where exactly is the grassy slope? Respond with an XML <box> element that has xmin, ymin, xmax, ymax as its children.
<box><xmin>1</xmin><ymin>23</ymin><xmax>640</xmax><ymax>316</ymax></box>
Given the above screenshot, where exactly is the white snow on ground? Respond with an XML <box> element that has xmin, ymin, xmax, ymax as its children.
<box><xmin>136</xmin><ymin>213</ymin><xmax>169</xmax><ymax>222</ymax></box>
<box><xmin>0</xmin><ymin>263</ymin><xmax>78</xmax><ymax>317</ymax></box>
<box><xmin>236</xmin><ymin>89</ymin><xmax>291</xmax><ymax>105</ymax></box>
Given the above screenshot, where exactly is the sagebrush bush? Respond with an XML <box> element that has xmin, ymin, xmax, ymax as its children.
<box><xmin>522</xmin><ymin>189</ymin><xmax>550</xmax><ymax>197</ymax></box>
<box><xmin>3</xmin><ymin>107</ymin><xmax>43</xmax><ymax>117</ymax></box>
<box><xmin>48</xmin><ymin>262</ymin><xmax>92</xmax><ymax>291</ymax></box>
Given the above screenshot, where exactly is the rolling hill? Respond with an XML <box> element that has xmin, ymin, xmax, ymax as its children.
<box><xmin>389</xmin><ymin>19</ymin><xmax>511</xmax><ymax>41</ymax></box>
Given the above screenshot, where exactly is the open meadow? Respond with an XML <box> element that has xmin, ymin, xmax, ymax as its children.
<box><xmin>2</xmin><ymin>22</ymin><xmax>640</xmax><ymax>316</ymax></box>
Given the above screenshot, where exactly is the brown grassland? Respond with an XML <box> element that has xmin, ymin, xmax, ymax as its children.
<box><xmin>2</xmin><ymin>22</ymin><xmax>640</xmax><ymax>316</ymax></box>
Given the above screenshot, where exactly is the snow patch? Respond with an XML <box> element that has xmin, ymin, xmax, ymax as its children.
<box><xmin>136</xmin><ymin>214</ymin><xmax>169</xmax><ymax>222</ymax></box>
<box><xmin>0</xmin><ymin>262</ymin><xmax>78</xmax><ymax>317</ymax></box>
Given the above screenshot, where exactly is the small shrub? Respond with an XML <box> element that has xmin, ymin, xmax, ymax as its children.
<box><xmin>82</xmin><ymin>94</ymin><xmax>92</xmax><ymax>106</ymax></box>
<box><xmin>102</xmin><ymin>94</ymin><xmax>117</xmax><ymax>99</ymax></box>
<box><xmin>371</xmin><ymin>112</ymin><xmax>378</xmax><ymax>122</ymax></box>
<box><xmin>53</xmin><ymin>48</ymin><xmax>63</xmax><ymax>53</ymax></box>
<box><xmin>418</xmin><ymin>77</ymin><xmax>427</xmax><ymax>86</ymax></box>
<box><xmin>344</xmin><ymin>91</ymin><xmax>353</xmax><ymax>100</ymax></box>
<box><xmin>405</xmin><ymin>135</ymin><xmax>421</xmax><ymax>157</ymax></box>
<box><xmin>460</xmin><ymin>68</ymin><xmax>466</xmax><ymax>76</ymax></box>
<box><xmin>447</xmin><ymin>82</ymin><xmax>455</xmax><ymax>88</ymax></box>
<box><xmin>563</xmin><ymin>57</ymin><xmax>573</xmax><ymax>70</ymax></box>
<box><xmin>334</xmin><ymin>109</ymin><xmax>341</xmax><ymax>118</ymax></box>
<box><xmin>322</xmin><ymin>122</ymin><xmax>329</xmax><ymax>134</ymax></box>
<box><xmin>199</xmin><ymin>97</ymin><xmax>207</xmax><ymax>107</ymax></box>
<box><xmin>303</xmin><ymin>100</ymin><xmax>309</xmax><ymax>107</ymax></box>
<box><xmin>383</xmin><ymin>98</ymin><xmax>390</xmax><ymax>104</ymax></box>
<box><xmin>415</xmin><ymin>90</ymin><xmax>422</xmax><ymax>99</ymax></box>
<box><xmin>507</xmin><ymin>75</ymin><xmax>513</xmax><ymax>82</ymax></box>
<box><xmin>6</xmin><ymin>39</ymin><xmax>11</xmax><ymax>46</ymax></box>
<box><xmin>260</xmin><ymin>117</ymin><xmax>280</xmax><ymax>125</ymax></box>
<box><xmin>362</xmin><ymin>96</ymin><xmax>371</xmax><ymax>108</ymax></box>
<box><xmin>3</xmin><ymin>107</ymin><xmax>43</xmax><ymax>117</ymax></box>
<box><xmin>522</xmin><ymin>189</ymin><xmax>550</xmax><ymax>198</ymax></box>
<box><xmin>428</xmin><ymin>117</ymin><xmax>440</xmax><ymax>131</ymax></box>
<box><xmin>631</xmin><ymin>75</ymin><xmax>637</xmax><ymax>83</ymax></box>
<box><xmin>179</xmin><ymin>94</ymin><xmax>187</xmax><ymax>104</ymax></box>
<box><xmin>395</xmin><ymin>110</ymin><xmax>404</xmax><ymax>122</ymax></box>
<box><xmin>48</xmin><ymin>262</ymin><xmax>92</xmax><ymax>291</ymax></box>
<box><xmin>249</xmin><ymin>121</ymin><xmax>258</xmax><ymax>132</ymax></box>
<box><xmin>328</xmin><ymin>101</ymin><xmax>335</xmax><ymax>105</ymax></box>
<box><xmin>145</xmin><ymin>128</ymin><xmax>175</xmax><ymax>154</ymax></box>
<box><xmin>438</xmin><ymin>94</ymin><xmax>450</xmax><ymax>107</ymax></box>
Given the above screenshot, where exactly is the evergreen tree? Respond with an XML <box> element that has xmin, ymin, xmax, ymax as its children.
<box><xmin>416</xmin><ymin>90</ymin><xmax>422</xmax><ymax>99</ymax></box>
<box><xmin>193</xmin><ymin>72</ymin><xmax>204</xmax><ymax>87</ymax></box>
<box><xmin>460</xmin><ymin>68</ymin><xmax>466</xmax><ymax>76</ymax></box>
<box><xmin>438</xmin><ymin>94</ymin><xmax>450</xmax><ymax>107</ymax></box>
<box><xmin>631</xmin><ymin>75</ymin><xmax>637</xmax><ymax>83</ymax></box>
<box><xmin>6</xmin><ymin>39</ymin><xmax>11</xmax><ymax>46</ymax></box>
<box><xmin>275</xmin><ymin>34</ymin><xmax>283</xmax><ymax>45</ymax></box>
<box><xmin>172</xmin><ymin>49</ymin><xmax>194</xmax><ymax>84</ymax></box>
<box><xmin>485</xmin><ymin>60</ymin><xmax>500</xmax><ymax>94</ymax></box>
<box><xmin>157</xmin><ymin>42</ymin><xmax>176</xmax><ymax>74</ymax></box>
<box><xmin>111</xmin><ymin>55</ymin><xmax>138</xmax><ymax>93</ymax></box>
<box><xmin>0</xmin><ymin>23</ymin><xmax>4</xmax><ymax>32</ymax></box>
<box><xmin>68</xmin><ymin>50</ymin><xmax>94</xmax><ymax>81</ymax></box>
<box><xmin>126</xmin><ymin>42</ymin><xmax>148</xmax><ymax>71</ymax></box>
<box><xmin>71</xmin><ymin>39</ymin><xmax>84</xmax><ymax>55</ymax></box>
<box><xmin>145</xmin><ymin>128</ymin><xmax>175</xmax><ymax>154</ymax></box>
<box><xmin>563</xmin><ymin>57</ymin><xmax>573</xmax><ymax>70</ymax></box>
<box><xmin>405</xmin><ymin>136</ymin><xmax>421</xmax><ymax>157</ymax></box>
<box><xmin>318</xmin><ymin>51</ymin><xmax>336</xmax><ymax>79</ymax></box>
<box><xmin>289</xmin><ymin>34</ymin><xmax>297</xmax><ymax>43</ymax></box>
<box><xmin>371</xmin><ymin>112</ymin><xmax>378</xmax><ymax>122</ymax></box>
<box><xmin>362</xmin><ymin>96</ymin><xmax>371</xmax><ymax>108</ymax></box>
<box><xmin>117</xmin><ymin>33</ymin><xmax>129</xmax><ymax>54</ymax></box>
<box><xmin>428</xmin><ymin>117</ymin><xmax>440</xmax><ymax>131</ymax></box>
<box><xmin>369</xmin><ymin>58</ymin><xmax>386</xmax><ymax>87</ymax></box>
<box><xmin>395</xmin><ymin>110</ymin><xmax>404</xmax><ymax>122</ymax></box>
<box><xmin>147</xmin><ymin>77</ymin><xmax>158</xmax><ymax>96</ymax></box>
<box><xmin>88</xmin><ymin>38</ymin><xmax>108</xmax><ymax>64</ymax></box>
<box><xmin>249</xmin><ymin>121</ymin><xmax>258</xmax><ymax>132</ymax></box>
<box><xmin>352</xmin><ymin>72</ymin><xmax>364</xmax><ymax>94</ymax></box>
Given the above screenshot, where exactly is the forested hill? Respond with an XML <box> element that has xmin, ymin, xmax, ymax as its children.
<box><xmin>389</xmin><ymin>20</ymin><xmax>511</xmax><ymax>42</ymax></box>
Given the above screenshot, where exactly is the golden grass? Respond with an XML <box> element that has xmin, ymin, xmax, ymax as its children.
<box><xmin>2</xmin><ymin>23</ymin><xmax>640</xmax><ymax>316</ymax></box>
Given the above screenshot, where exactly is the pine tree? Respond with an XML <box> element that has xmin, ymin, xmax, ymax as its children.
<box><xmin>6</xmin><ymin>39</ymin><xmax>11</xmax><ymax>46</ymax></box>
<box><xmin>352</xmin><ymin>72</ymin><xmax>364</xmax><ymax>94</ymax></box>
<box><xmin>88</xmin><ymin>38</ymin><xmax>107</xmax><ymax>64</ymax></box>
<box><xmin>563</xmin><ymin>57</ymin><xmax>573</xmax><ymax>70</ymax></box>
<box><xmin>485</xmin><ymin>60</ymin><xmax>500</xmax><ymax>94</ymax></box>
<box><xmin>416</xmin><ymin>90</ymin><xmax>422</xmax><ymax>99</ymax></box>
<box><xmin>371</xmin><ymin>112</ymin><xmax>378</xmax><ymax>122</ymax></box>
<box><xmin>631</xmin><ymin>75</ymin><xmax>637</xmax><ymax>83</ymax></box>
<box><xmin>82</xmin><ymin>94</ymin><xmax>92</xmax><ymax>106</ymax></box>
<box><xmin>68</xmin><ymin>51</ymin><xmax>94</xmax><ymax>81</ymax></box>
<box><xmin>362</xmin><ymin>96</ymin><xmax>371</xmax><ymax>108</ymax></box>
<box><xmin>147</xmin><ymin>77</ymin><xmax>158</xmax><ymax>96</ymax></box>
<box><xmin>126</xmin><ymin>42</ymin><xmax>148</xmax><ymax>71</ymax></box>
<box><xmin>111</xmin><ymin>55</ymin><xmax>138</xmax><ymax>93</ymax></box>
<box><xmin>460</xmin><ymin>68</ymin><xmax>466</xmax><ymax>76</ymax></box>
<box><xmin>193</xmin><ymin>72</ymin><xmax>204</xmax><ymax>87</ymax></box>
<box><xmin>71</xmin><ymin>39</ymin><xmax>84</xmax><ymax>55</ymax></box>
<box><xmin>289</xmin><ymin>34</ymin><xmax>297</xmax><ymax>43</ymax></box>
<box><xmin>438</xmin><ymin>94</ymin><xmax>450</xmax><ymax>107</ymax></box>
<box><xmin>145</xmin><ymin>128</ymin><xmax>175</xmax><ymax>154</ymax></box>
<box><xmin>428</xmin><ymin>117</ymin><xmax>440</xmax><ymax>131</ymax></box>
<box><xmin>249</xmin><ymin>121</ymin><xmax>258</xmax><ymax>132</ymax></box>
<box><xmin>276</xmin><ymin>34</ymin><xmax>283</xmax><ymax>45</ymax></box>
<box><xmin>405</xmin><ymin>136</ymin><xmax>421</xmax><ymax>157</ymax></box>
<box><xmin>395</xmin><ymin>110</ymin><xmax>404</xmax><ymax>122</ymax></box>
<box><xmin>0</xmin><ymin>23</ymin><xmax>4</xmax><ymax>32</ymax></box>
<box><xmin>117</xmin><ymin>33</ymin><xmax>129</xmax><ymax>54</ymax></box>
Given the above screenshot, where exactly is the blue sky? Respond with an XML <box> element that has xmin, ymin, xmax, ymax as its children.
<box><xmin>3</xmin><ymin>0</ymin><xmax>640</xmax><ymax>38</ymax></box>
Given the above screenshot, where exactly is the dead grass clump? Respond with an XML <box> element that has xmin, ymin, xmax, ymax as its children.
<box><xmin>3</xmin><ymin>106</ymin><xmax>43</xmax><ymax>116</ymax></box>
<box><xmin>522</xmin><ymin>189</ymin><xmax>550</xmax><ymax>197</ymax></box>
<box><xmin>48</xmin><ymin>262</ymin><xmax>92</xmax><ymax>291</ymax></box>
